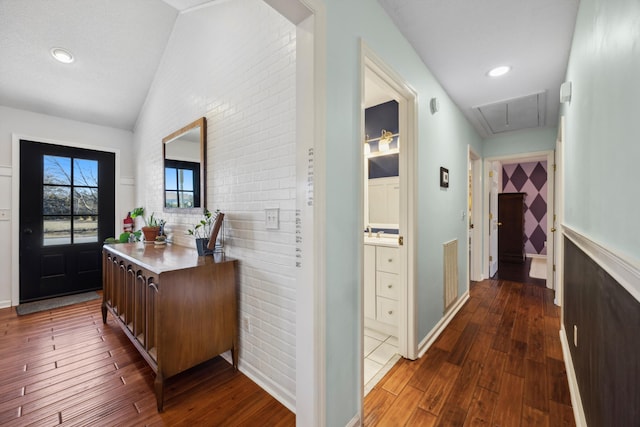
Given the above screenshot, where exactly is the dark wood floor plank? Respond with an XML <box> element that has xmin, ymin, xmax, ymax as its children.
<box><xmin>375</xmin><ymin>385</ymin><xmax>423</xmax><ymax>427</ymax></box>
<box><xmin>524</xmin><ymin>358</ymin><xmax>549</xmax><ymax>412</ymax></box>
<box><xmin>463</xmin><ymin>386</ymin><xmax>498</xmax><ymax>427</ymax></box>
<box><xmin>418</xmin><ymin>362</ymin><xmax>461</xmax><ymax>416</ymax></box>
<box><xmin>477</xmin><ymin>348</ymin><xmax>506</xmax><ymax>393</ymax></box>
<box><xmin>363</xmin><ymin>387</ymin><xmax>397</xmax><ymax>426</ymax></box>
<box><xmin>0</xmin><ymin>296</ymin><xmax>293</xmax><ymax>426</ymax></box>
<box><xmin>381</xmin><ymin>357</ymin><xmax>421</xmax><ymax>396</ymax></box>
<box><xmin>493</xmin><ymin>372</ymin><xmax>524</xmax><ymax>427</ymax></box>
<box><xmin>405</xmin><ymin>407</ymin><xmax>437</xmax><ymax>426</ymax></box>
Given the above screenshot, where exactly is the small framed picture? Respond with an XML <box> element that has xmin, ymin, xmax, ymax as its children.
<box><xmin>440</xmin><ymin>167</ymin><xmax>449</xmax><ymax>188</ymax></box>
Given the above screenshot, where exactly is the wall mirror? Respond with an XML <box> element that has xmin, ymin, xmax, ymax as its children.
<box><xmin>162</xmin><ymin>117</ymin><xmax>206</xmax><ymax>211</ymax></box>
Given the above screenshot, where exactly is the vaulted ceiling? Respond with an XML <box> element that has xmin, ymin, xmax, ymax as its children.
<box><xmin>0</xmin><ymin>0</ymin><xmax>579</xmax><ymax>137</ymax></box>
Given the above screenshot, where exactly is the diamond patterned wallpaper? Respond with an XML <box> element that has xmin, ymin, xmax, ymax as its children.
<box><xmin>502</xmin><ymin>161</ymin><xmax>548</xmax><ymax>255</ymax></box>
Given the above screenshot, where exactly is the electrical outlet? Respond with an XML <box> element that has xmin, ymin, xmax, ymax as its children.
<box><xmin>573</xmin><ymin>325</ymin><xmax>578</xmax><ymax>347</ymax></box>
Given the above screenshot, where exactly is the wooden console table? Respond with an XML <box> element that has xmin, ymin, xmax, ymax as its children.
<box><xmin>101</xmin><ymin>243</ymin><xmax>238</xmax><ymax>412</ymax></box>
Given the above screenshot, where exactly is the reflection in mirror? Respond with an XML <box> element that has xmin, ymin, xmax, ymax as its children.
<box><xmin>162</xmin><ymin>117</ymin><xmax>206</xmax><ymax>210</ymax></box>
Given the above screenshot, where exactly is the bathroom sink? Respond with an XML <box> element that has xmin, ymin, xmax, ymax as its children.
<box><xmin>363</xmin><ymin>234</ymin><xmax>399</xmax><ymax>247</ymax></box>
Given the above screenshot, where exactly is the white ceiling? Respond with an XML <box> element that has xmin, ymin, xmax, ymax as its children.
<box><xmin>377</xmin><ymin>0</ymin><xmax>580</xmax><ymax>137</ymax></box>
<box><xmin>0</xmin><ymin>0</ymin><xmax>579</xmax><ymax>136</ymax></box>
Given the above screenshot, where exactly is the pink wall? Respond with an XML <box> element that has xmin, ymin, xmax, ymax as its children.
<box><xmin>502</xmin><ymin>161</ymin><xmax>548</xmax><ymax>255</ymax></box>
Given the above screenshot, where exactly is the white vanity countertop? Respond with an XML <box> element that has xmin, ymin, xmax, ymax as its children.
<box><xmin>363</xmin><ymin>235</ymin><xmax>399</xmax><ymax>247</ymax></box>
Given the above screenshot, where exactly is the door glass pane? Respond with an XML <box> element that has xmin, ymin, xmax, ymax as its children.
<box><xmin>74</xmin><ymin>215</ymin><xmax>98</xmax><ymax>243</ymax></box>
<box><xmin>43</xmin><ymin>186</ymin><xmax>71</xmax><ymax>215</ymax></box>
<box><xmin>43</xmin><ymin>216</ymin><xmax>71</xmax><ymax>246</ymax></box>
<box><xmin>74</xmin><ymin>188</ymin><xmax>98</xmax><ymax>215</ymax></box>
<box><xmin>73</xmin><ymin>159</ymin><xmax>98</xmax><ymax>186</ymax></box>
<box><xmin>43</xmin><ymin>156</ymin><xmax>71</xmax><ymax>185</ymax></box>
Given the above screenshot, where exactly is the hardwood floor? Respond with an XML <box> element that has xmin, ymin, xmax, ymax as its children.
<box><xmin>0</xmin><ymin>296</ymin><xmax>294</xmax><ymax>426</ymax></box>
<box><xmin>0</xmin><ymin>278</ymin><xmax>574</xmax><ymax>426</ymax></box>
<box><xmin>364</xmin><ymin>279</ymin><xmax>576</xmax><ymax>427</ymax></box>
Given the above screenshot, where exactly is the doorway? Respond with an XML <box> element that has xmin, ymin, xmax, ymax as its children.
<box><xmin>468</xmin><ymin>148</ymin><xmax>482</xmax><ymax>282</ymax></box>
<box><xmin>484</xmin><ymin>151</ymin><xmax>555</xmax><ymax>290</ymax></box>
<box><xmin>361</xmin><ymin>45</ymin><xmax>417</xmax><ymax>397</ymax></box>
<box><xmin>19</xmin><ymin>140</ymin><xmax>115</xmax><ymax>302</ymax></box>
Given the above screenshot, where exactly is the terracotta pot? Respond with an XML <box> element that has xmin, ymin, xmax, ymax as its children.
<box><xmin>141</xmin><ymin>226</ymin><xmax>160</xmax><ymax>243</ymax></box>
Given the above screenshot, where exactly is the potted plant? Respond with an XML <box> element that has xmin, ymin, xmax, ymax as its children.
<box><xmin>187</xmin><ymin>208</ymin><xmax>220</xmax><ymax>255</ymax></box>
<box><xmin>131</xmin><ymin>207</ymin><xmax>163</xmax><ymax>243</ymax></box>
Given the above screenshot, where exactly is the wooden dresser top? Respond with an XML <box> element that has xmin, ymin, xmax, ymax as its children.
<box><xmin>103</xmin><ymin>243</ymin><xmax>232</xmax><ymax>274</ymax></box>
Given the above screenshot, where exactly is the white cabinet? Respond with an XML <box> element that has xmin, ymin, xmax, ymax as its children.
<box><xmin>364</xmin><ymin>244</ymin><xmax>399</xmax><ymax>333</ymax></box>
<box><xmin>364</xmin><ymin>245</ymin><xmax>376</xmax><ymax>320</ymax></box>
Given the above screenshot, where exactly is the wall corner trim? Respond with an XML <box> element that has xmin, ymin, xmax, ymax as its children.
<box><xmin>559</xmin><ymin>325</ymin><xmax>587</xmax><ymax>427</ymax></box>
<box><xmin>563</xmin><ymin>225</ymin><xmax>640</xmax><ymax>303</ymax></box>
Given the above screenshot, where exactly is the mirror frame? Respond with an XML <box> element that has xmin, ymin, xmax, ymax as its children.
<box><xmin>162</xmin><ymin>117</ymin><xmax>207</xmax><ymax>213</ymax></box>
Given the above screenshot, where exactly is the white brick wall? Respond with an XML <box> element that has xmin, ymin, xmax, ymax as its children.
<box><xmin>133</xmin><ymin>0</ymin><xmax>297</xmax><ymax>407</ymax></box>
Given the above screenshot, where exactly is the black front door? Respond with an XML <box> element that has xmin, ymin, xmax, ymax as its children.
<box><xmin>19</xmin><ymin>140</ymin><xmax>115</xmax><ymax>302</ymax></box>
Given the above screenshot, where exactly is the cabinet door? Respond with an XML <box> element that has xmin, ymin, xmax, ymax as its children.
<box><xmin>376</xmin><ymin>271</ymin><xmax>400</xmax><ymax>300</ymax></box>
<box><xmin>364</xmin><ymin>245</ymin><xmax>376</xmax><ymax>319</ymax></box>
<box><xmin>376</xmin><ymin>246</ymin><xmax>399</xmax><ymax>274</ymax></box>
<box><xmin>376</xmin><ymin>297</ymin><xmax>398</xmax><ymax>325</ymax></box>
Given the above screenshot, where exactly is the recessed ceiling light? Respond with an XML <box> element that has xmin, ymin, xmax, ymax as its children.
<box><xmin>51</xmin><ymin>47</ymin><xmax>74</xmax><ymax>64</ymax></box>
<box><xmin>487</xmin><ymin>65</ymin><xmax>511</xmax><ymax>77</ymax></box>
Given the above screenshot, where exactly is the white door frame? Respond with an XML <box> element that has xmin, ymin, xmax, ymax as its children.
<box><xmin>265</xmin><ymin>0</ymin><xmax>327</xmax><ymax>424</ymax></box>
<box><xmin>360</xmin><ymin>43</ymin><xmax>418</xmax><ymax>365</ymax></box>
<box><xmin>555</xmin><ymin>116</ymin><xmax>565</xmax><ymax>307</ymax></box>
<box><xmin>468</xmin><ymin>147</ymin><xmax>483</xmax><ymax>282</ymax></box>
<box><xmin>482</xmin><ymin>150</ymin><xmax>556</xmax><ymax>288</ymax></box>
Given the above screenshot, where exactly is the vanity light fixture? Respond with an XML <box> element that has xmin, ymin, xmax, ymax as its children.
<box><xmin>487</xmin><ymin>65</ymin><xmax>511</xmax><ymax>77</ymax></box>
<box><xmin>51</xmin><ymin>47</ymin><xmax>74</xmax><ymax>64</ymax></box>
<box><xmin>378</xmin><ymin>129</ymin><xmax>393</xmax><ymax>152</ymax></box>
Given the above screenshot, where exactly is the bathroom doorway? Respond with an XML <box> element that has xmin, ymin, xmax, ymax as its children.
<box><xmin>361</xmin><ymin>44</ymin><xmax>417</xmax><ymax>396</ymax></box>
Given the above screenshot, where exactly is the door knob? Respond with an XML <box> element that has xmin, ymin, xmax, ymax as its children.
<box><xmin>551</xmin><ymin>227</ymin><xmax>557</xmax><ymax>232</ymax></box>
<box><xmin>23</xmin><ymin>228</ymin><xmax>33</xmax><ymax>234</ymax></box>
<box><xmin>497</xmin><ymin>222</ymin><xmax>503</xmax><ymax>226</ymax></box>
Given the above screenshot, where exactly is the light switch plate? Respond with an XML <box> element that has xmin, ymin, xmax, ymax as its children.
<box><xmin>265</xmin><ymin>208</ymin><xmax>279</xmax><ymax>230</ymax></box>
<box><xmin>0</xmin><ymin>209</ymin><xmax>9</xmax><ymax>221</ymax></box>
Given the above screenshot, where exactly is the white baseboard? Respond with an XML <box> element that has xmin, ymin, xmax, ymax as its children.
<box><xmin>220</xmin><ymin>351</ymin><xmax>296</xmax><ymax>414</ymax></box>
<box><xmin>559</xmin><ymin>325</ymin><xmax>587</xmax><ymax>427</ymax></box>
<box><xmin>0</xmin><ymin>300</ymin><xmax>11</xmax><ymax>309</ymax></box>
<box><xmin>345</xmin><ymin>414</ymin><xmax>360</xmax><ymax>427</ymax></box>
<box><xmin>417</xmin><ymin>291</ymin><xmax>470</xmax><ymax>358</ymax></box>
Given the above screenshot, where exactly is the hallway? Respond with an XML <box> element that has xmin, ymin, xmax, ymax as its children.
<box><xmin>364</xmin><ymin>279</ymin><xmax>575</xmax><ymax>426</ymax></box>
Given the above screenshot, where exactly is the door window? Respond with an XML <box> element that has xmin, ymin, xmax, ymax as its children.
<box><xmin>43</xmin><ymin>155</ymin><xmax>99</xmax><ymax>246</ymax></box>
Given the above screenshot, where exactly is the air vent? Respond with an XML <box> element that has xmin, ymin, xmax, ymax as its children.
<box><xmin>473</xmin><ymin>92</ymin><xmax>546</xmax><ymax>135</ymax></box>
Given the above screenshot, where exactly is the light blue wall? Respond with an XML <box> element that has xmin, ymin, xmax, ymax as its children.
<box><xmin>561</xmin><ymin>0</ymin><xmax>640</xmax><ymax>262</ymax></box>
<box><xmin>483</xmin><ymin>127</ymin><xmax>557</xmax><ymax>158</ymax></box>
<box><xmin>323</xmin><ymin>1</ymin><xmax>482</xmax><ymax>423</ymax></box>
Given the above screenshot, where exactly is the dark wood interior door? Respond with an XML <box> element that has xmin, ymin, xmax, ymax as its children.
<box><xmin>19</xmin><ymin>140</ymin><xmax>115</xmax><ymax>303</ymax></box>
<box><xmin>498</xmin><ymin>193</ymin><xmax>525</xmax><ymax>263</ymax></box>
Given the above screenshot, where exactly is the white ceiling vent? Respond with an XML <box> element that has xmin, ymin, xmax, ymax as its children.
<box><xmin>473</xmin><ymin>92</ymin><xmax>546</xmax><ymax>135</ymax></box>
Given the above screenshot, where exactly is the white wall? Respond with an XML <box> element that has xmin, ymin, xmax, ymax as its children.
<box><xmin>322</xmin><ymin>1</ymin><xmax>483</xmax><ymax>424</ymax></box>
<box><xmin>561</xmin><ymin>0</ymin><xmax>640</xmax><ymax>265</ymax></box>
<box><xmin>0</xmin><ymin>105</ymin><xmax>135</xmax><ymax>307</ymax></box>
<box><xmin>133</xmin><ymin>0</ymin><xmax>297</xmax><ymax>409</ymax></box>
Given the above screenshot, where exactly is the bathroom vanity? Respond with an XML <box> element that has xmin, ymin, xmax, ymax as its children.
<box><xmin>101</xmin><ymin>243</ymin><xmax>238</xmax><ymax>412</ymax></box>
<box><xmin>364</xmin><ymin>236</ymin><xmax>399</xmax><ymax>336</ymax></box>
